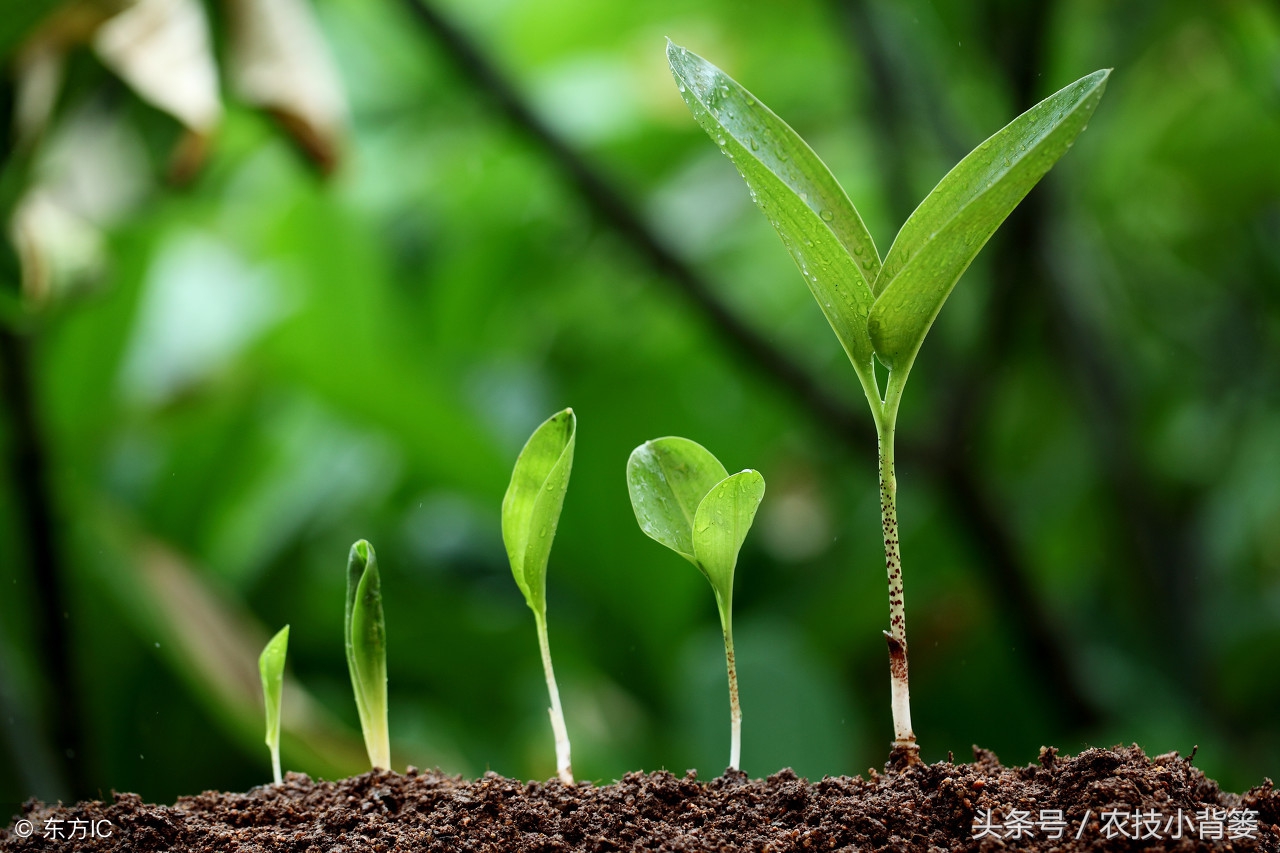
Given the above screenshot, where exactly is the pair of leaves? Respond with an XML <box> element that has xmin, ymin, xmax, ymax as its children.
<box><xmin>627</xmin><ymin>437</ymin><xmax>765</xmax><ymax>618</ymax></box>
<box><xmin>668</xmin><ymin>42</ymin><xmax>1109</xmax><ymax>397</ymax></box>
<box><xmin>345</xmin><ymin>539</ymin><xmax>389</xmax><ymax>769</ymax></box>
<box><xmin>502</xmin><ymin>408</ymin><xmax>576</xmax><ymax>617</ymax></box>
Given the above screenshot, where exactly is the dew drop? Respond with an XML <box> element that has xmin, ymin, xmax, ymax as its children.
<box><xmin>820</xmin><ymin>209</ymin><xmax>834</xmax><ymax>222</ymax></box>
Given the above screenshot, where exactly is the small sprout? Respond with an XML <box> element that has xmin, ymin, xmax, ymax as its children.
<box><xmin>258</xmin><ymin>624</ymin><xmax>289</xmax><ymax>785</ymax></box>
<box><xmin>345</xmin><ymin>539</ymin><xmax>390</xmax><ymax>770</ymax></box>
<box><xmin>502</xmin><ymin>408</ymin><xmax>576</xmax><ymax>784</ymax></box>
<box><xmin>627</xmin><ymin>437</ymin><xmax>765</xmax><ymax>771</ymax></box>
<box><xmin>668</xmin><ymin>40</ymin><xmax>1108</xmax><ymax>764</ymax></box>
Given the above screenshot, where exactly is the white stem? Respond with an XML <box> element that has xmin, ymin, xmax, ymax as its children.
<box><xmin>722</xmin><ymin>612</ymin><xmax>741</xmax><ymax>771</ymax></box>
<box><xmin>877</xmin><ymin>406</ymin><xmax>917</xmax><ymax>752</ymax></box>
<box><xmin>536</xmin><ymin>613</ymin><xmax>573</xmax><ymax>784</ymax></box>
<box><xmin>271</xmin><ymin>746</ymin><xmax>282</xmax><ymax>785</ymax></box>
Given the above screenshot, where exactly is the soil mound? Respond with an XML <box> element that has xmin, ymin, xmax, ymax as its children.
<box><xmin>4</xmin><ymin>745</ymin><xmax>1277</xmax><ymax>851</ymax></box>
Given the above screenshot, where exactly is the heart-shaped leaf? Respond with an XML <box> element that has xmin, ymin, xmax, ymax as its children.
<box><xmin>627</xmin><ymin>436</ymin><xmax>728</xmax><ymax>563</ymax></box>
<box><xmin>867</xmin><ymin>69</ymin><xmax>1110</xmax><ymax>379</ymax></box>
<box><xmin>692</xmin><ymin>469</ymin><xmax>766</xmax><ymax>602</ymax></box>
<box><xmin>668</xmin><ymin>41</ymin><xmax>880</xmax><ymax>381</ymax></box>
<box><xmin>502</xmin><ymin>408</ymin><xmax>576</xmax><ymax>615</ymax></box>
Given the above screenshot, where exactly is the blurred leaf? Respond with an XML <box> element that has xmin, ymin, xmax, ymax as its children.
<box><xmin>226</xmin><ymin>0</ymin><xmax>348</xmax><ymax>172</ymax></box>
<box><xmin>92</xmin><ymin>0</ymin><xmax>222</xmax><ymax>135</ymax></box>
<box><xmin>867</xmin><ymin>69</ymin><xmax>1110</xmax><ymax>377</ymax></box>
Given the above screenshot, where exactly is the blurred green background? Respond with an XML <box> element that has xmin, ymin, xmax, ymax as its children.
<box><xmin>2</xmin><ymin>0</ymin><xmax>1279</xmax><ymax>810</ymax></box>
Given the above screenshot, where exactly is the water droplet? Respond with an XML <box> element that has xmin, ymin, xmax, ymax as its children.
<box><xmin>677</xmin><ymin>82</ymin><xmax>686</xmax><ymax>93</ymax></box>
<box><xmin>539</xmin><ymin>527</ymin><xmax>548</xmax><ymax>538</ymax></box>
<box><xmin>748</xmin><ymin>137</ymin><xmax>759</xmax><ymax>151</ymax></box>
<box><xmin>717</xmin><ymin>136</ymin><xmax>726</xmax><ymax>146</ymax></box>
<box><xmin>820</xmin><ymin>209</ymin><xmax>834</xmax><ymax>222</ymax></box>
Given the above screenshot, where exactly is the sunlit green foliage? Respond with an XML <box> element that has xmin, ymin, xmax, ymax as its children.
<box><xmin>1</xmin><ymin>0</ymin><xmax>1277</xmax><ymax>806</ymax></box>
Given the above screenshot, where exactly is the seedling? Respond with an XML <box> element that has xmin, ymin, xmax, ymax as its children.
<box><xmin>258</xmin><ymin>624</ymin><xmax>289</xmax><ymax>784</ymax></box>
<box><xmin>668</xmin><ymin>41</ymin><xmax>1108</xmax><ymax>762</ymax></box>
<box><xmin>345</xmin><ymin>539</ymin><xmax>390</xmax><ymax>770</ymax></box>
<box><xmin>627</xmin><ymin>437</ymin><xmax>765</xmax><ymax>771</ymax></box>
<box><xmin>502</xmin><ymin>408</ymin><xmax>576</xmax><ymax>784</ymax></box>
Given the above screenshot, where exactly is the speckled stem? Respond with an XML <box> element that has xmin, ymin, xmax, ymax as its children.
<box><xmin>877</xmin><ymin>415</ymin><xmax>917</xmax><ymax>754</ymax></box>
<box><xmin>723</xmin><ymin>615</ymin><xmax>742</xmax><ymax>772</ymax></box>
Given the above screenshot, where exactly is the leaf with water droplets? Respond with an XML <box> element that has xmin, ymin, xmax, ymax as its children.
<box><xmin>691</xmin><ymin>469</ymin><xmax>765</xmax><ymax>608</ymax></box>
<box><xmin>627</xmin><ymin>437</ymin><xmax>728</xmax><ymax>563</ymax></box>
<box><xmin>867</xmin><ymin>69</ymin><xmax>1110</xmax><ymax>382</ymax></box>
<box><xmin>667</xmin><ymin>40</ymin><xmax>879</xmax><ymax>381</ymax></box>
<box><xmin>502</xmin><ymin>408</ymin><xmax>576</xmax><ymax>615</ymax></box>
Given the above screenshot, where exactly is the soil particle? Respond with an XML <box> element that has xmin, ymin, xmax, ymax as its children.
<box><xmin>4</xmin><ymin>745</ymin><xmax>1277</xmax><ymax>852</ymax></box>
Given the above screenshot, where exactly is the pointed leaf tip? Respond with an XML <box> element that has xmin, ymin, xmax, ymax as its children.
<box><xmin>666</xmin><ymin>43</ymin><xmax>880</xmax><ymax>384</ymax></box>
<box><xmin>867</xmin><ymin>67</ymin><xmax>1110</xmax><ymax>381</ymax></box>
<box><xmin>502</xmin><ymin>409</ymin><xmax>576</xmax><ymax>615</ymax></box>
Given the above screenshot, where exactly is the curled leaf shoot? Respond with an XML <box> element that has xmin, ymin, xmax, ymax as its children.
<box><xmin>627</xmin><ymin>437</ymin><xmax>765</xmax><ymax>771</ymax></box>
<box><xmin>345</xmin><ymin>539</ymin><xmax>390</xmax><ymax>770</ymax></box>
<box><xmin>668</xmin><ymin>40</ymin><xmax>1108</xmax><ymax>763</ymax></box>
<box><xmin>258</xmin><ymin>624</ymin><xmax>289</xmax><ymax>785</ymax></box>
<box><xmin>502</xmin><ymin>408</ymin><xmax>576</xmax><ymax>784</ymax></box>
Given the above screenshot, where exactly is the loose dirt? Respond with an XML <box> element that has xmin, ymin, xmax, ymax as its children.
<box><xmin>4</xmin><ymin>745</ymin><xmax>1277</xmax><ymax>851</ymax></box>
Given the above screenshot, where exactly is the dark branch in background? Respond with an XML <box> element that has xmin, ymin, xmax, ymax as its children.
<box><xmin>397</xmin><ymin>0</ymin><xmax>1101</xmax><ymax>726</ymax></box>
<box><xmin>0</xmin><ymin>77</ymin><xmax>85</xmax><ymax>801</ymax></box>
<box><xmin>397</xmin><ymin>0</ymin><xmax>877</xmax><ymax>451</ymax></box>
<box><xmin>0</xmin><ymin>330</ymin><xmax>85</xmax><ymax>800</ymax></box>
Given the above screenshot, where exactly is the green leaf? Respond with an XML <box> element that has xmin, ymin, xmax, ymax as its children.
<box><xmin>501</xmin><ymin>408</ymin><xmax>576</xmax><ymax>615</ymax></box>
<box><xmin>626</xmin><ymin>436</ymin><xmax>729</xmax><ymax>563</ymax></box>
<box><xmin>345</xmin><ymin>539</ymin><xmax>389</xmax><ymax>769</ymax></box>
<box><xmin>258</xmin><ymin>625</ymin><xmax>290</xmax><ymax>749</ymax></box>
<box><xmin>667</xmin><ymin>41</ymin><xmax>880</xmax><ymax>378</ymax></box>
<box><xmin>692</xmin><ymin>469</ymin><xmax>766</xmax><ymax>601</ymax></box>
<box><xmin>867</xmin><ymin>69</ymin><xmax>1111</xmax><ymax>378</ymax></box>
<box><xmin>258</xmin><ymin>624</ymin><xmax>289</xmax><ymax>783</ymax></box>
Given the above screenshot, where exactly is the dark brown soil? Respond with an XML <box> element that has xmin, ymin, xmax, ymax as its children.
<box><xmin>4</xmin><ymin>745</ymin><xmax>1277</xmax><ymax>852</ymax></box>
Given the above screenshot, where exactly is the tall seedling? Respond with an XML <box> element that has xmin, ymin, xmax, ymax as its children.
<box><xmin>503</xmin><ymin>408</ymin><xmax>576</xmax><ymax>784</ymax></box>
<box><xmin>627</xmin><ymin>437</ymin><xmax>764</xmax><ymax>771</ymax></box>
<box><xmin>668</xmin><ymin>41</ymin><xmax>1108</xmax><ymax>762</ymax></box>
<box><xmin>346</xmin><ymin>539</ymin><xmax>390</xmax><ymax>770</ymax></box>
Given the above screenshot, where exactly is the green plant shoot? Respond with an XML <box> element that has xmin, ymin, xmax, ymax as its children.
<box><xmin>502</xmin><ymin>408</ymin><xmax>576</xmax><ymax>784</ymax></box>
<box><xmin>258</xmin><ymin>624</ymin><xmax>289</xmax><ymax>785</ymax></box>
<box><xmin>345</xmin><ymin>539</ymin><xmax>390</xmax><ymax>770</ymax></box>
<box><xmin>627</xmin><ymin>437</ymin><xmax>764</xmax><ymax>771</ymax></box>
<box><xmin>668</xmin><ymin>40</ymin><xmax>1108</xmax><ymax>762</ymax></box>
